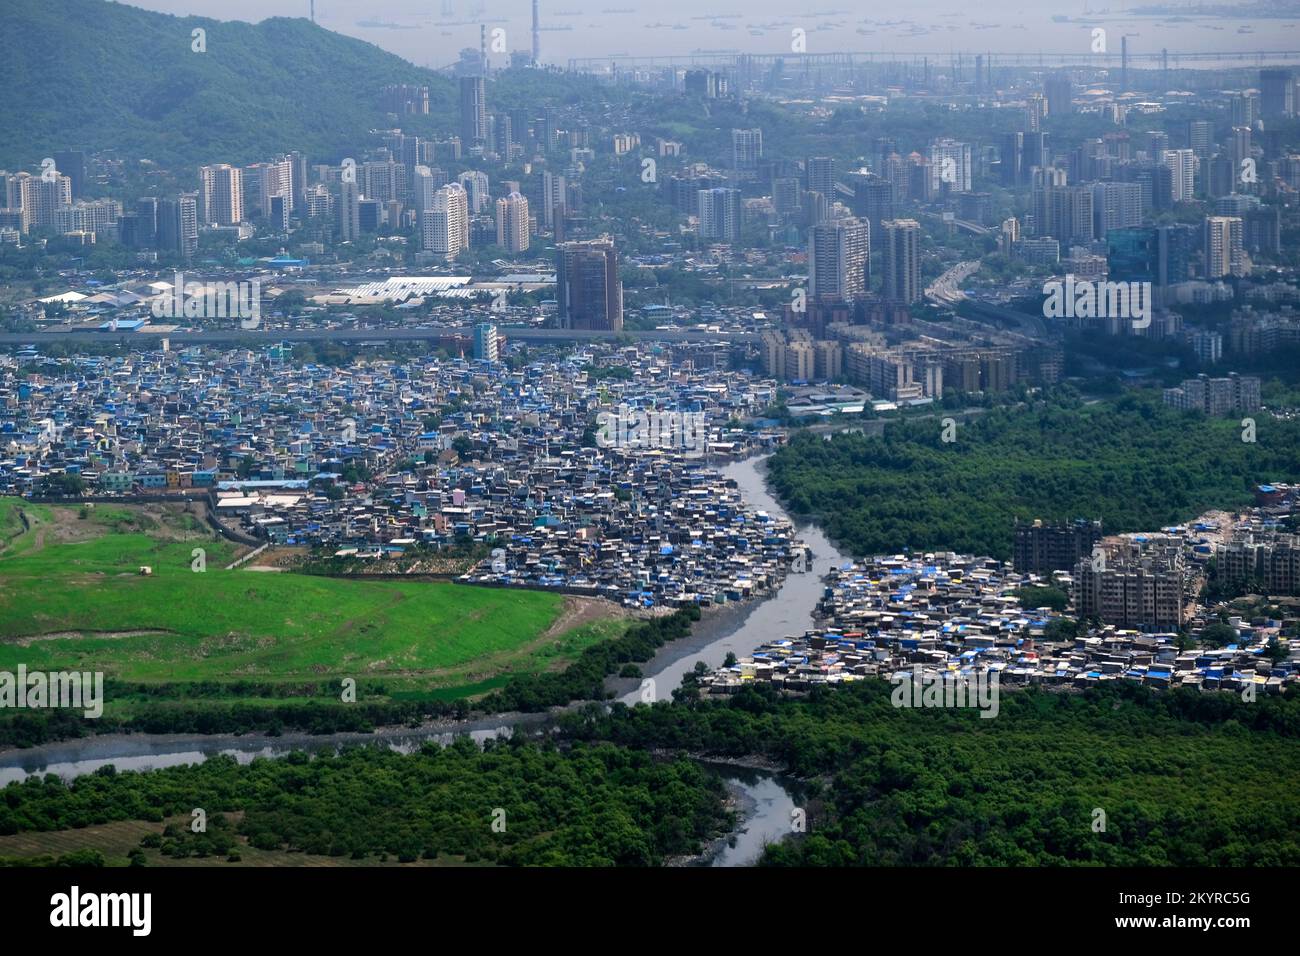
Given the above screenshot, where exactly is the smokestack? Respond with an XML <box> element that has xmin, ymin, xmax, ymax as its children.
<box><xmin>1121</xmin><ymin>35</ymin><xmax>1128</xmax><ymax>91</ymax></box>
<box><xmin>480</xmin><ymin>23</ymin><xmax>487</xmax><ymax>73</ymax></box>
<box><xmin>532</xmin><ymin>0</ymin><xmax>540</xmax><ymax>66</ymax></box>
<box><xmin>310</xmin><ymin>0</ymin><xmax>314</xmax><ymax>22</ymax></box>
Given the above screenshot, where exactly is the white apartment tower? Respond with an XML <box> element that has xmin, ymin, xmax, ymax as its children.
<box><xmin>199</xmin><ymin>165</ymin><xmax>244</xmax><ymax>226</ymax></box>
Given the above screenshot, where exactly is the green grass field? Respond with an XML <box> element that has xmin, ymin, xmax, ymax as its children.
<box><xmin>0</xmin><ymin>499</ymin><xmax>622</xmax><ymax>694</ymax></box>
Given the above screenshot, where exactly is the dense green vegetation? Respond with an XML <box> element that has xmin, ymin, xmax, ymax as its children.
<box><xmin>1015</xmin><ymin>586</ymin><xmax>1070</xmax><ymax>612</ymax></box>
<box><xmin>479</xmin><ymin>605</ymin><xmax>701</xmax><ymax>713</ymax></box>
<box><xmin>563</xmin><ymin>681</ymin><xmax>1300</xmax><ymax>866</ymax></box>
<box><xmin>767</xmin><ymin>392</ymin><xmax>1300</xmax><ymax>560</ymax></box>
<box><xmin>7</xmin><ymin>679</ymin><xmax>1297</xmax><ymax>867</ymax></box>
<box><xmin>0</xmin><ymin>741</ymin><xmax>731</xmax><ymax>866</ymax></box>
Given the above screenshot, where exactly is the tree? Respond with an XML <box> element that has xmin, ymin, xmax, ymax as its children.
<box><xmin>1199</xmin><ymin>623</ymin><xmax>1238</xmax><ymax>648</ymax></box>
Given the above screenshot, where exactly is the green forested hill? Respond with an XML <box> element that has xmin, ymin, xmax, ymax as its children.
<box><xmin>0</xmin><ymin>0</ymin><xmax>455</xmax><ymax>167</ymax></box>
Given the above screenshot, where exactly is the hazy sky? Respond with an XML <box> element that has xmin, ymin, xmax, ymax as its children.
<box><xmin>127</xmin><ymin>1</ymin><xmax>1300</xmax><ymax>70</ymax></box>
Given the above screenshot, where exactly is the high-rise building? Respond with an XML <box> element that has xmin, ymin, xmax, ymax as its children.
<box><xmin>52</xmin><ymin>150</ymin><xmax>86</xmax><ymax>201</ymax></box>
<box><xmin>1230</xmin><ymin>92</ymin><xmax>1259</xmax><ymax>128</ymax></box>
<box><xmin>490</xmin><ymin>113</ymin><xmax>514</xmax><ymax>157</ymax></box>
<box><xmin>270</xmin><ymin>195</ymin><xmax>290</xmax><ymax>232</ymax></box>
<box><xmin>337</xmin><ymin>180</ymin><xmax>360</xmax><ymax>242</ymax></box>
<box><xmin>806</xmin><ymin>156</ymin><xmax>835</xmax><ymax>200</ymax></box>
<box><xmin>495</xmin><ymin>191</ymin><xmax>530</xmax><ymax>252</ymax></box>
<box><xmin>424</xmin><ymin>182</ymin><xmax>469</xmax><ymax>257</ymax></box>
<box><xmin>1205</xmin><ymin>216</ymin><xmax>1244</xmax><ymax>279</ymax></box>
<box><xmin>474</xmin><ymin>322</ymin><xmax>499</xmax><ymax>362</ymax></box>
<box><xmin>411</xmin><ymin>165</ymin><xmax>437</xmax><ymax>216</ymax></box>
<box><xmin>287</xmin><ymin>151</ymin><xmax>308</xmax><ymax>212</ymax></box>
<box><xmin>1118</xmin><ymin>160</ymin><xmax>1173</xmax><ymax>212</ymax></box>
<box><xmin>1044</xmin><ymin>73</ymin><xmax>1073</xmax><ymax>116</ymax></box>
<box><xmin>881</xmin><ymin>219</ymin><xmax>922</xmax><ymax>305</ymax></box>
<box><xmin>556</xmin><ymin>237</ymin><xmax>623</xmax><ymax>331</ymax></box>
<box><xmin>1161</xmin><ymin>149</ymin><xmax>1196</xmax><ymax>203</ymax></box>
<box><xmin>1091</xmin><ymin>181</ymin><xmax>1143</xmax><ymax>237</ymax></box>
<box><xmin>1074</xmin><ymin>540</ymin><xmax>1185</xmax><ymax>630</ymax></box>
<box><xmin>1244</xmin><ymin>204</ymin><xmax>1281</xmax><ymax>256</ymax></box>
<box><xmin>359</xmin><ymin>160</ymin><xmax>399</xmax><ymax>204</ymax></box>
<box><xmin>1025</xmin><ymin>93</ymin><xmax>1047</xmax><ymax>132</ymax></box>
<box><xmin>1260</xmin><ymin>68</ymin><xmax>1294</xmax><ymax>119</ymax></box>
<box><xmin>6</xmin><ymin>171</ymin><xmax>73</xmax><ymax>230</ymax></box>
<box><xmin>158</xmin><ymin>193</ymin><xmax>198</xmax><ymax>257</ymax></box>
<box><xmin>1229</xmin><ymin>126</ymin><xmax>1253</xmax><ymax>177</ymax></box>
<box><xmin>697</xmin><ymin>187</ymin><xmax>742</xmax><ymax>241</ymax></box>
<box><xmin>684</xmin><ymin>69</ymin><xmax>725</xmax><ymax>98</ymax></box>
<box><xmin>460</xmin><ymin>75</ymin><xmax>488</xmax><ymax>149</ymax></box>
<box><xmin>1186</xmin><ymin>120</ymin><xmax>1213</xmax><ymax>160</ymax></box>
<box><xmin>2</xmin><ymin>172</ymin><xmax>34</xmax><ymax>232</ymax></box>
<box><xmin>999</xmin><ymin>217</ymin><xmax>1020</xmax><ymax>257</ymax></box>
<box><xmin>1013</xmin><ymin>519</ymin><xmax>1103</xmax><ymax>575</ymax></box>
<box><xmin>1214</xmin><ymin>531</ymin><xmax>1300</xmax><ymax>596</ymax></box>
<box><xmin>732</xmin><ymin>128</ymin><xmax>763</xmax><ymax>179</ymax></box>
<box><xmin>1107</xmin><ymin>224</ymin><xmax>1195</xmax><ymax>291</ymax></box>
<box><xmin>809</xmin><ymin>218</ymin><xmax>870</xmax><ymax>301</ymax></box>
<box><xmin>243</xmin><ymin>159</ymin><xmax>293</xmax><ymax>219</ymax></box>
<box><xmin>1036</xmin><ymin>183</ymin><xmax>1094</xmax><ymax>243</ymax></box>
<box><xmin>772</xmin><ymin>177</ymin><xmax>802</xmax><ymax>217</ymax></box>
<box><xmin>848</xmin><ymin>173</ymin><xmax>894</xmax><ymax>241</ymax></box>
<box><xmin>198</xmin><ymin>164</ymin><xmax>244</xmax><ymax>226</ymax></box>
<box><xmin>542</xmin><ymin>170</ymin><xmax>567</xmax><ymax>229</ymax></box>
<box><xmin>381</xmin><ymin>84</ymin><xmax>431</xmax><ymax>115</ymax></box>
<box><xmin>134</xmin><ymin>196</ymin><xmax>159</xmax><ymax>248</ymax></box>
<box><xmin>999</xmin><ymin>131</ymin><xmax>1025</xmax><ymax>186</ymax></box>
<box><xmin>458</xmin><ymin>170</ymin><xmax>490</xmax><ymax>214</ymax></box>
<box><xmin>304</xmin><ymin>185</ymin><xmax>333</xmax><ymax>222</ymax></box>
<box><xmin>928</xmin><ymin>138</ymin><xmax>973</xmax><ymax>193</ymax></box>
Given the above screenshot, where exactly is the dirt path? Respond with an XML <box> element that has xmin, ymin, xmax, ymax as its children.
<box><xmin>4</xmin><ymin>629</ymin><xmax>174</xmax><ymax>648</ymax></box>
<box><xmin>539</xmin><ymin>595</ymin><xmax>629</xmax><ymax>642</ymax></box>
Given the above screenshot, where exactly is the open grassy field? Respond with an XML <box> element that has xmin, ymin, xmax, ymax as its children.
<box><xmin>0</xmin><ymin>498</ymin><xmax>624</xmax><ymax>697</ymax></box>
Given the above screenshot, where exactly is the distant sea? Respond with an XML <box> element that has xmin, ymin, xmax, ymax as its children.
<box><xmin>133</xmin><ymin>1</ymin><xmax>1300</xmax><ymax>69</ymax></box>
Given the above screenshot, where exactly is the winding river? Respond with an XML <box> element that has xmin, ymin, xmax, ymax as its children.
<box><xmin>0</xmin><ymin>455</ymin><xmax>852</xmax><ymax>864</ymax></box>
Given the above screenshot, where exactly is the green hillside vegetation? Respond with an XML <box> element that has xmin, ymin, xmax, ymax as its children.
<box><xmin>0</xmin><ymin>0</ymin><xmax>621</xmax><ymax>169</ymax></box>
<box><xmin>767</xmin><ymin>392</ymin><xmax>1300</xmax><ymax>560</ymax></box>
<box><xmin>0</xmin><ymin>0</ymin><xmax>456</xmax><ymax>166</ymax></box>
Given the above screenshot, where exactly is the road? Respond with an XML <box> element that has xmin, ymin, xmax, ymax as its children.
<box><xmin>926</xmin><ymin>260</ymin><xmax>981</xmax><ymax>307</ymax></box>
<box><xmin>0</xmin><ymin>326</ymin><xmax>759</xmax><ymax>347</ymax></box>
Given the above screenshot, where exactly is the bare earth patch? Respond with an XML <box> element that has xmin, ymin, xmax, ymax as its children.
<box><xmin>3</xmin><ymin>629</ymin><xmax>174</xmax><ymax>647</ymax></box>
